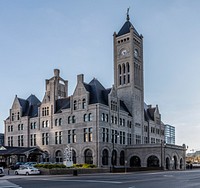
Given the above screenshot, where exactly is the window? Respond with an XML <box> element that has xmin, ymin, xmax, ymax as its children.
<box><xmin>88</xmin><ymin>113</ymin><xmax>92</xmax><ymax>121</ymax></box>
<box><xmin>136</xmin><ymin>135</ymin><xmax>141</xmax><ymax>144</ymax></box>
<box><xmin>68</xmin><ymin>130</ymin><xmax>71</xmax><ymax>143</ymax></box>
<box><xmin>72</xmin><ymin>129</ymin><xmax>76</xmax><ymax>143</ymax></box>
<box><xmin>74</xmin><ymin>100</ymin><xmax>77</xmax><ymax>110</ymax></box>
<box><xmin>72</xmin><ymin>116</ymin><xmax>76</xmax><ymax>123</ymax></box>
<box><xmin>30</xmin><ymin>134</ymin><xmax>36</xmax><ymax>146</ymax></box>
<box><xmin>83</xmin><ymin>114</ymin><xmax>88</xmax><ymax>122</ymax></box>
<box><xmin>127</xmin><ymin>133</ymin><xmax>131</xmax><ymax>145</ymax></box>
<box><xmin>17</xmin><ymin>112</ymin><xmax>20</xmax><ymax>120</ymax></box>
<box><xmin>84</xmin><ymin>128</ymin><xmax>88</xmax><ymax>142</ymax></box>
<box><xmin>101</xmin><ymin>113</ymin><xmax>105</xmax><ymax>121</ymax></box>
<box><xmin>55</xmin><ymin>119</ymin><xmax>58</xmax><ymax>126</ymax></box>
<box><xmin>59</xmin><ymin>118</ymin><xmax>62</xmax><ymax>126</ymax></box>
<box><xmin>82</xmin><ymin>99</ymin><xmax>86</xmax><ymax>109</ymax></box>
<box><xmin>84</xmin><ymin>149</ymin><xmax>93</xmax><ymax>164</ymax></box>
<box><xmin>11</xmin><ymin>113</ymin><xmax>14</xmax><ymax>121</ymax></box>
<box><xmin>55</xmin><ymin>150</ymin><xmax>63</xmax><ymax>163</ymax></box>
<box><xmin>18</xmin><ymin>135</ymin><xmax>24</xmax><ymax>146</ymax></box>
<box><xmin>102</xmin><ymin>149</ymin><xmax>109</xmax><ymax>165</ymax></box>
<box><xmin>42</xmin><ymin>133</ymin><xmax>49</xmax><ymax>145</ymax></box>
<box><xmin>42</xmin><ymin>107</ymin><xmax>49</xmax><ymax>116</ymax></box>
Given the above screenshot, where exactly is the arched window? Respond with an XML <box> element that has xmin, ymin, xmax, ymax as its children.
<box><xmin>59</xmin><ymin>118</ymin><xmax>62</xmax><ymax>126</ymax></box>
<box><xmin>68</xmin><ymin>116</ymin><xmax>71</xmax><ymax>124</ymax></box>
<box><xmin>46</xmin><ymin>120</ymin><xmax>49</xmax><ymax>127</ymax></box>
<box><xmin>84</xmin><ymin>149</ymin><xmax>93</xmax><ymax>164</ymax></box>
<box><xmin>55</xmin><ymin>119</ymin><xmax>58</xmax><ymax>126</ymax></box>
<box><xmin>102</xmin><ymin>149</ymin><xmax>109</xmax><ymax>165</ymax></box>
<box><xmin>74</xmin><ymin>100</ymin><xmax>77</xmax><ymax>110</ymax></box>
<box><xmin>166</xmin><ymin>157</ymin><xmax>170</xmax><ymax>170</ymax></box>
<box><xmin>17</xmin><ymin>112</ymin><xmax>20</xmax><ymax>120</ymax></box>
<box><xmin>72</xmin><ymin>116</ymin><xmax>76</xmax><ymax>123</ymax></box>
<box><xmin>82</xmin><ymin>99</ymin><xmax>86</xmax><ymax>109</ymax></box>
<box><xmin>42</xmin><ymin>121</ymin><xmax>45</xmax><ymax>128</ymax></box>
<box><xmin>83</xmin><ymin>114</ymin><xmax>87</xmax><ymax>122</ymax></box>
<box><xmin>101</xmin><ymin>113</ymin><xmax>105</xmax><ymax>121</ymax></box>
<box><xmin>120</xmin><ymin>150</ymin><xmax>125</xmax><ymax>165</ymax></box>
<box><xmin>55</xmin><ymin>150</ymin><xmax>63</xmax><ymax>162</ymax></box>
<box><xmin>88</xmin><ymin>113</ymin><xmax>92</xmax><ymax>121</ymax></box>
<box><xmin>147</xmin><ymin>155</ymin><xmax>159</xmax><ymax>167</ymax></box>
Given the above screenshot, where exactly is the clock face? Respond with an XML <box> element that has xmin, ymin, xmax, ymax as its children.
<box><xmin>121</xmin><ymin>49</ymin><xmax>127</xmax><ymax>56</ymax></box>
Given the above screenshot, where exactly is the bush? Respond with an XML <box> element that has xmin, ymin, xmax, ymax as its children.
<box><xmin>73</xmin><ymin>164</ymin><xmax>96</xmax><ymax>168</ymax></box>
<box><xmin>35</xmin><ymin>163</ymin><xmax>66</xmax><ymax>169</ymax></box>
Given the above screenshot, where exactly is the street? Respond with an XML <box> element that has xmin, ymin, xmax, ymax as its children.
<box><xmin>1</xmin><ymin>169</ymin><xmax>200</xmax><ymax>188</ymax></box>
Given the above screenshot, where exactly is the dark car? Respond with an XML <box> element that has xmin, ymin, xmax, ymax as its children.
<box><xmin>10</xmin><ymin>162</ymin><xmax>25</xmax><ymax>170</ymax></box>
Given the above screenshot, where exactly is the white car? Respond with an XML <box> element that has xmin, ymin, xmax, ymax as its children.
<box><xmin>0</xmin><ymin>167</ymin><xmax>4</xmax><ymax>174</ymax></box>
<box><xmin>15</xmin><ymin>166</ymin><xmax>40</xmax><ymax>175</ymax></box>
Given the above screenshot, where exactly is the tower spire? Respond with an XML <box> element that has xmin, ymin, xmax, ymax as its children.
<box><xmin>126</xmin><ymin>7</ymin><xmax>130</xmax><ymax>21</ymax></box>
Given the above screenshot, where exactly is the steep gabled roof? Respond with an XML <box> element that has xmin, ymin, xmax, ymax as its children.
<box><xmin>84</xmin><ymin>78</ymin><xmax>109</xmax><ymax>105</ymax></box>
<box><xmin>117</xmin><ymin>20</ymin><xmax>140</xmax><ymax>37</ymax></box>
<box><xmin>55</xmin><ymin>98</ymin><xmax>70</xmax><ymax>113</ymax></box>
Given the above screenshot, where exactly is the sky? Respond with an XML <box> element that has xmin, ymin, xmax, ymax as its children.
<box><xmin>0</xmin><ymin>0</ymin><xmax>200</xmax><ymax>152</ymax></box>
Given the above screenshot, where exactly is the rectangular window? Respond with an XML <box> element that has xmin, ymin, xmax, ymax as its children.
<box><xmin>114</xmin><ymin>130</ymin><xmax>118</xmax><ymax>144</ymax></box>
<box><xmin>136</xmin><ymin>135</ymin><xmax>141</xmax><ymax>144</ymax></box>
<box><xmin>68</xmin><ymin>130</ymin><xmax>71</xmax><ymax>143</ymax></box>
<box><xmin>34</xmin><ymin>134</ymin><xmax>36</xmax><ymax>146</ymax></box>
<box><xmin>89</xmin><ymin>128</ymin><xmax>92</xmax><ymax>142</ymax></box>
<box><xmin>84</xmin><ymin>128</ymin><xmax>88</xmax><ymax>142</ymax></box>
<box><xmin>72</xmin><ymin>130</ymin><xmax>76</xmax><ymax>143</ymax></box>
<box><xmin>59</xmin><ymin>131</ymin><xmax>62</xmax><ymax>144</ymax></box>
<box><xmin>120</xmin><ymin>131</ymin><xmax>122</xmax><ymax>144</ymax></box>
<box><xmin>55</xmin><ymin>132</ymin><xmax>58</xmax><ymax>144</ymax></box>
<box><xmin>123</xmin><ymin>132</ymin><xmax>125</xmax><ymax>145</ymax></box>
<box><xmin>106</xmin><ymin>128</ymin><xmax>109</xmax><ymax>142</ymax></box>
<box><xmin>144</xmin><ymin>136</ymin><xmax>148</xmax><ymax>144</ymax></box>
<box><xmin>102</xmin><ymin>128</ymin><xmax>105</xmax><ymax>142</ymax></box>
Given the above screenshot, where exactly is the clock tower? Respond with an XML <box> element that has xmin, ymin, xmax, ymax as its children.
<box><xmin>113</xmin><ymin>11</ymin><xmax>144</xmax><ymax>143</ymax></box>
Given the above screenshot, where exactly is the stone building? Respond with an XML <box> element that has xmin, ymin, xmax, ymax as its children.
<box><xmin>4</xmin><ymin>13</ymin><xmax>186</xmax><ymax>169</ymax></box>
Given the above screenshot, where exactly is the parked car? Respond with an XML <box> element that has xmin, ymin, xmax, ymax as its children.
<box><xmin>24</xmin><ymin>162</ymin><xmax>37</xmax><ymax>166</ymax></box>
<box><xmin>10</xmin><ymin>162</ymin><xmax>25</xmax><ymax>170</ymax></box>
<box><xmin>14</xmin><ymin>166</ymin><xmax>40</xmax><ymax>175</ymax></box>
<box><xmin>0</xmin><ymin>167</ymin><xmax>4</xmax><ymax>174</ymax></box>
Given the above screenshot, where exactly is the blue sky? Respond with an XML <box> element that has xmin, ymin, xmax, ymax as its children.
<box><xmin>0</xmin><ymin>0</ymin><xmax>200</xmax><ymax>152</ymax></box>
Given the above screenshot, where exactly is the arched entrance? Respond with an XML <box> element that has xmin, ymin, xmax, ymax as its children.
<box><xmin>172</xmin><ymin>155</ymin><xmax>178</xmax><ymax>170</ymax></box>
<box><xmin>111</xmin><ymin>150</ymin><xmax>117</xmax><ymax>166</ymax></box>
<box><xmin>166</xmin><ymin>157</ymin><xmax>170</xmax><ymax>170</ymax></box>
<box><xmin>120</xmin><ymin>151</ymin><xmax>125</xmax><ymax>166</ymax></box>
<box><xmin>180</xmin><ymin>158</ymin><xmax>183</xmax><ymax>169</ymax></box>
<box><xmin>147</xmin><ymin>155</ymin><xmax>159</xmax><ymax>167</ymax></box>
<box><xmin>84</xmin><ymin>149</ymin><xmax>93</xmax><ymax>164</ymax></box>
<box><xmin>130</xmin><ymin>156</ymin><xmax>141</xmax><ymax>167</ymax></box>
<box><xmin>102</xmin><ymin>149</ymin><xmax>109</xmax><ymax>165</ymax></box>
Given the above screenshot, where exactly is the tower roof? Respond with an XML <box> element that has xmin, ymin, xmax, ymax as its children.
<box><xmin>117</xmin><ymin>11</ymin><xmax>140</xmax><ymax>37</ymax></box>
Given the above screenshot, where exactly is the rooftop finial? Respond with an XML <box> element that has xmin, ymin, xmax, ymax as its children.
<box><xmin>126</xmin><ymin>7</ymin><xmax>130</xmax><ymax>21</ymax></box>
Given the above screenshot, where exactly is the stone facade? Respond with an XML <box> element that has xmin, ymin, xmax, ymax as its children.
<box><xmin>4</xmin><ymin>13</ymin><xmax>186</xmax><ymax>169</ymax></box>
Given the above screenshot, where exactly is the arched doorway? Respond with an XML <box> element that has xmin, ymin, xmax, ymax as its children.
<box><xmin>55</xmin><ymin>150</ymin><xmax>63</xmax><ymax>163</ymax></box>
<box><xmin>172</xmin><ymin>156</ymin><xmax>178</xmax><ymax>170</ymax></box>
<box><xmin>111</xmin><ymin>150</ymin><xmax>117</xmax><ymax>166</ymax></box>
<box><xmin>120</xmin><ymin>151</ymin><xmax>125</xmax><ymax>166</ymax></box>
<box><xmin>72</xmin><ymin>150</ymin><xmax>76</xmax><ymax>164</ymax></box>
<box><xmin>102</xmin><ymin>149</ymin><xmax>109</xmax><ymax>165</ymax></box>
<box><xmin>180</xmin><ymin>158</ymin><xmax>183</xmax><ymax>169</ymax></box>
<box><xmin>147</xmin><ymin>155</ymin><xmax>159</xmax><ymax>167</ymax></box>
<box><xmin>84</xmin><ymin>149</ymin><xmax>93</xmax><ymax>164</ymax></box>
<box><xmin>166</xmin><ymin>157</ymin><xmax>170</xmax><ymax>170</ymax></box>
<box><xmin>130</xmin><ymin>156</ymin><xmax>141</xmax><ymax>167</ymax></box>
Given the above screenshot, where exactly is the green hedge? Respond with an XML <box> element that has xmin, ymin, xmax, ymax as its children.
<box><xmin>35</xmin><ymin>163</ymin><xmax>96</xmax><ymax>169</ymax></box>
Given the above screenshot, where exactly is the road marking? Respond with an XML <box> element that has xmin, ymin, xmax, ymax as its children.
<box><xmin>0</xmin><ymin>180</ymin><xmax>22</xmax><ymax>188</ymax></box>
<box><xmin>41</xmin><ymin>178</ymin><xmax>122</xmax><ymax>184</ymax></box>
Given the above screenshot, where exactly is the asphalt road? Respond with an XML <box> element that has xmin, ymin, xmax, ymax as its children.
<box><xmin>1</xmin><ymin>169</ymin><xmax>200</xmax><ymax>188</ymax></box>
